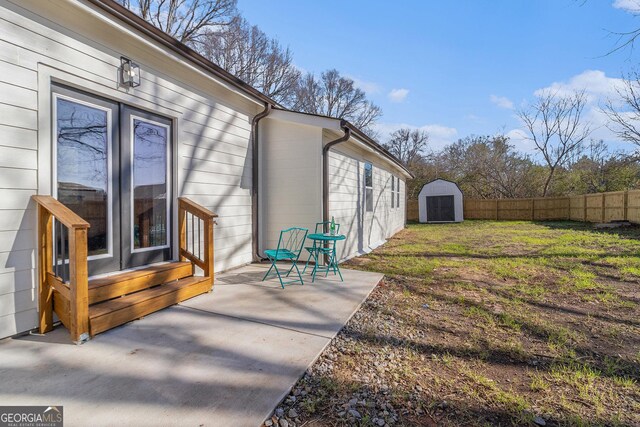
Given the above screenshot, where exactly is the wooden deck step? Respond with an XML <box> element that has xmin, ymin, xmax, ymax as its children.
<box><xmin>88</xmin><ymin>275</ymin><xmax>212</xmax><ymax>336</ymax></box>
<box><xmin>88</xmin><ymin>261</ymin><xmax>193</xmax><ymax>304</ymax></box>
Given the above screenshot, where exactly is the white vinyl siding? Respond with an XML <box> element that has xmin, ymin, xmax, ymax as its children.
<box><xmin>0</xmin><ymin>0</ymin><xmax>261</xmax><ymax>338</ymax></box>
<box><xmin>326</xmin><ymin>133</ymin><xmax>406</xmax><ymax>262</ymax></box>
<box><xmin>259</xmin><ymin>118</ymin><xmax>323</xmax><ymax>253</ymax></box>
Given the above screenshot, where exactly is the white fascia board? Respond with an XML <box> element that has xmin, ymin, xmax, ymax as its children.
<box><xmin>75</xmin><ymin>0</ymin><xmax>264</xmax><ymax>107</ymax></box>
<box><xmin>269</xmin><ymin>109</ymin><xmax>343</xmax><ymax>131</ymax></box>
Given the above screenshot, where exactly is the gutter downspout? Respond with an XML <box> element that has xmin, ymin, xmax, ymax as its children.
<box><xmin>322</xmin><ymin>121</ymin><xmax>350</xmax><ymax>225</ymax></box>
<box><xmin>252</xmin><ymin>103</ymin><xmax>272</xmax><ymax>261</ymax></box>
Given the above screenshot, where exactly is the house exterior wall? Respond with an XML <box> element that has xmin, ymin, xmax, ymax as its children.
<box><xmin>0</xmin><ymin>0</ymin><xmax>261</xmax><ymax>339</ymax></box>
<box><xmin>418</xmin><ymin>180</ymin><xmax>464</xmax><ymax>223</ymax></box>
<box><xmin>326</xmin><ymin>133</ymin><xmax>406</xmax><ymax>261</ymax></box>
<box><xmin>259</xmin><ymin>118</ymin><xmax>323</xmax><ymax>253</ymax></box>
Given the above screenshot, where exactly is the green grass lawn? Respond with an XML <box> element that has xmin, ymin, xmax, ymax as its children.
<box><xmin>274</xmin><ymin>221</ymin><xmax>640</xmax><ymax>426</ymax></box>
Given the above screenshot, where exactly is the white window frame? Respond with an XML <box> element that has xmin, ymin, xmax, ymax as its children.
<box><xmin>391</xmin><ymin>175</ymin><xmax>395</xmax><ymax>208</ymax></box>
<box><xmin>129</xmin><ymin>115</ymin><xmax>172</xmax><ymax>254</ymax></box>
<box><xmin>364</xmin><ymin>162</ymin><xmax>373</xmax><ymax>213</ymax></box>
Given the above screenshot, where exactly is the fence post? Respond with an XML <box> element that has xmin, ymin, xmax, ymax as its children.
<box><xmin>582</xmin><ymin>196</ymin><xmax>587</xmax><ymax>222</ymax></box>
<box><xmin>494</xmin><ymin>200</ymin><xmax>499</xmax><ymax>220</ymax></box>
<box><xmin>624</xmin><ymin>191</ymin><xmax>629</xmax><ymax>221</ymax></box>
<box><xmin>530</xmin><ymin>199</ymin><xmax>534</xmax><ymax>220</ymax></box>
<box><xmin>601</xmin><ymin>194</ymin><xmax>606</xmax><ymax>223</ymax></box>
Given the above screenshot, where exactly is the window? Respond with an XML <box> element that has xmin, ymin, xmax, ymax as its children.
<box><xmin>364</xmin><ymin>162</ymin><xmax>373</xmax><ymax>212</ymax></box>
<box><xmin>391</xmin><ymin>175</ymin><xmax>395</xmax><ymax>208</ymax></box>
<box><xmin>391</xmin><ymin>176</ymin><xmax>400</xmax><ymax>209</ymax></box>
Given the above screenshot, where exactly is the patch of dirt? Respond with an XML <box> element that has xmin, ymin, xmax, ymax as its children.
<box><xmin>348</xmin><ymin>257</ymin><xmax>373</xmax><ymax>266</ymax></box>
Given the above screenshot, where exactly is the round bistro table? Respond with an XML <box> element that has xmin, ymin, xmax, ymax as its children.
<box><xmin>306</xmin><ymin>233</ymin><xmax>345</xmax><ymax>282</ymax></box>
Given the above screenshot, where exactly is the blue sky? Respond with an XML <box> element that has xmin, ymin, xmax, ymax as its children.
<box><xmin>237</xmin><ymin>0</ymin><xmax>640</xmax><ymax>154</ymax></box>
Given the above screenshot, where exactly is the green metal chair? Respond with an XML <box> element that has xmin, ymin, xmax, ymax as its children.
<box><xmin>302</xmin><ymin>221</ymin><xmax>340</xmax><ymax>274</ymax></box>
<box><xmin>262</xmin><ymin>227</ymin><xmax>308</xmax><ymax>288</ymax></box>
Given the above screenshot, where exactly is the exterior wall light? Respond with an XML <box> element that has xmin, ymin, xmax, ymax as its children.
<box><xmin>120</xmin><ymin>56</ymin><xmax>141</xmax><ymax>88</ymax></box>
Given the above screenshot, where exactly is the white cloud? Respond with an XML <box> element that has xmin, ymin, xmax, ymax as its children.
<box><xmin>532</xmin><ymin>70</ymin><xmax>622</xmax><ymax>142</ymax></box>
<box><xmin>613</xmin><ymin>0</ymin><xmax>640</xmax><ymax>13</ymax></box>
<box><xmin>531</xmin><ymin>70</ymin><xmax>625</xmax><ymax>134</ymax></box>
<box><xmin>505</xmin><ymin>128</ymin><xmax>538</xmax><ymax>154</ymax></box>
<box><xmin>490</xmin><ymin>94</ymin><xmax>514</xmax><ymax>109</ymax></box>
<box><xmin>388</xmin><ymin>88</ymin><xmax>409</xmax><ymax>103</ymax></box>
<box><xmin>374</xmin><ymin>122</ymin><xmax>458</xmax><ymax>151</ymax></box>
<box><xmin>508</xmin><ymin>69</ymin><xmax>636</xmax><ymax>155</ymax></box>
<box><xmin>347</xmin><ymin>75</ymin><xmax>382</xmax><ymax>95</ymax></box>
<box><xmin>533</xmin><ymin>70</ymin><xmax>624</xmax><ymax>103</ymax></box>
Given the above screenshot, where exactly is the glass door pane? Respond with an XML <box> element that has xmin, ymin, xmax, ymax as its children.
<box><xmin>121</xmin><ymin>106</ymin><xmax>172</xmax><ymax>269</ymax></box>
<box><xmin>56</xmin><ymin>97</ymin><xmax>110</xmax><ymax>256</ymax></box>
<box><xmin>132</xmin><ymin>118</ymin><xmax>169</xmax><ymax>251</ymax></box>
<box><xmin>54</xmin><ymin>86</ymin><xmax>121</xmax><ymax>276</ymax></box>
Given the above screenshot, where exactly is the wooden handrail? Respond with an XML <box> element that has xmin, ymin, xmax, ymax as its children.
<box><xmin>178</xmin><ymin>197</ymin><xmax>216</xmax><ymax>283</ymax></box>
<box><xmin>32</xmin><ymin>195</ymin><xmax>90</xmax><ymax>229</ymax></box>
<box><xmin>33</xmin><ymin>195</ymin><xmax>89</xmax><ymax>344</ymax></box>
<box><xmin>178</xmin><ymin>197</ymin><xmax>218</xmax><ymax>220</ymax></box>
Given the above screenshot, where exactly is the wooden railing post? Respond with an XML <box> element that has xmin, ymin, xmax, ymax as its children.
<box><xmin>33</xmin><ymin>195</ymin><xmax>91</xmax><ymax>343</ymax></box>
<box><xmin>178</xmin><ymin>201</ymin><xmax>187</xmax><ymax>263</ymax></box>
<box><xmin>203</xmin><ymin>216</ymin><xmax>215</xmax><ymax>287</ymax></box>
<box><xmin>69</xmin><ymin>227</ymin><xmax>89</xmax><ymax>344</ymax></box>
<box><xmin>37</xmin><ymin>205</ymin><xmax>53</xmax><ymax>334</ymax></box>
<box><xmin>177</xmin><ymin>197</ymin><xmax>217</xmax><ymax>289</ymax></box>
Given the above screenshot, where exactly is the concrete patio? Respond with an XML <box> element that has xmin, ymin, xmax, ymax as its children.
<box><xmin>0</xmin><ymin>264</ymin><xmax>382</xmax><ymax>426</ymax></box>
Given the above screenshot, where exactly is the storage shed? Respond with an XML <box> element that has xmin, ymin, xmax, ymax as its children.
<box><xmin>418</xmin><ymin>179</ymin><xmax>463</xmax><ymax>223</ymax></box>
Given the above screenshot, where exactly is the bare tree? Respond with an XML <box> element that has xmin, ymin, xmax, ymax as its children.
<box><xmin>116</xmin><ymin>0</ymin><xmax>237</xmax><ymax>45</ymax></box>
<box><xmin>438</xmin><ymin>135</ymin><xmax>541</xmax><ymax>199</ymax></box>
<box><xmin>604</xmin><ymin>0</ymin><xmax>640</xmax><ymax>55</ymax></box>
<box><xmin>384</xmin><ymin>128</ymin><xmax>429</xmax><ymax>167</ymax></box>
<box><xmin>518</xmin><ymin>90</ymin><xmax>592</xmax><ymax>196</ymax></box>
<box><xmin>200</xmin><ymin>18</ymin><xmax>301</xmax><ymax>105</ymax></box>
<box><xmin>605</xmin><ymin>71</ymin><xmax>640</xmax><ymax>156</ymax></box>
<box><xmin>292</xmin><ymin>69</ymin><xmax>382</xmax><ymax>135</ymax></box>
<box><xmin>118</xmin><ymin>2</ymin><xmax>382</xmax><ymax>132</ymax></box>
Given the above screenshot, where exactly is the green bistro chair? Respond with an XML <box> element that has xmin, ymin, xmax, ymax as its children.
<box><xmin>303</xmin><ymin>221</ymin><xmax>340</xmax><ymax>274</ymax></box>
<box><xmin>262</xmin><ymin>227</ymin><xmax>309</xmax><ymax>288</ymax></box>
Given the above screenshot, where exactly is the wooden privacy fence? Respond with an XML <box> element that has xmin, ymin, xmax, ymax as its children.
<box><xmin>407</xmin><ymin>190</ymin><xmax>640</xmax><ymax>223</ymax></box>
<box><xmin>464</xmin><ymin>197</ymin><xmax>570</xmax><ymax>221</ymax></box>
<box><xmin>407</xmin><ymin>199</ymin><xmax>419</xmax><ymax>222</ymax></box>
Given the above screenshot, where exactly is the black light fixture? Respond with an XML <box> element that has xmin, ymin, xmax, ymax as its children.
<box><xmin>120</xmin><ymin>56</ymin><xmax>141</xmax><ymax>88</ymax></box>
